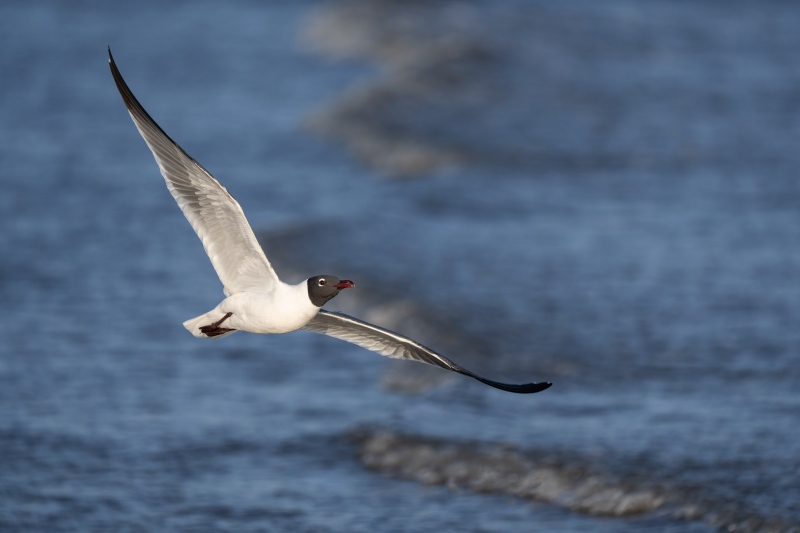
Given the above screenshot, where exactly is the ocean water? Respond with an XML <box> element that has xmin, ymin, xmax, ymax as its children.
<box><xmin>1</xmin><ymin>1</ymin><xmax>798</xmax><ymax>532</ymax></box>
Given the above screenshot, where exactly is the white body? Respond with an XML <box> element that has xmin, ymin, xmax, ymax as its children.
<box><xmin>183</xmin><ymin>282</ymin><xmax>319</xmax><ymax>338</ymax></box>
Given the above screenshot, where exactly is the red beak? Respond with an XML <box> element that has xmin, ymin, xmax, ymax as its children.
<box><xmin>335</xmin><ymin>280</ymin><xmax>355</xmax><ymax>289</ymax></box>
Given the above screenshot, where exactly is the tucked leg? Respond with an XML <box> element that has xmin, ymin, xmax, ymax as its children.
<box><xmin>199</xmin><ymin>312</ymin><xmax>235</xmax><ymax>337</ymax></box>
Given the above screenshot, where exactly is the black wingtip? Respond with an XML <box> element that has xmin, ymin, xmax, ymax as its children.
<box><xmin>472</xmin><ymin>377</ymin><xmax>553</xmax><ymax>394</ymax></box>
<box><xmin>449</xmin><ymin>363</ymin><xmax>553</xmax><ymax>394</ymax></box>
<box><xmin>108</xmin><ymin>48</ymin><xmax>117</xmax><ymax>74</ymax></box>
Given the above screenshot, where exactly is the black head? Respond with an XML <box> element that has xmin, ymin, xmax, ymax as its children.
<box><xmin>306</xmin><ymin>275</ymin><xmax>355</xmax><ymax>307</ymax></box>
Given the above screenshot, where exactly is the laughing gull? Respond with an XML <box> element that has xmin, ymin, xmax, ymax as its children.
<box><xmin>109</xmin><ymin>49</ymin><xmax>551</xmax><ymax>394</ymax></box>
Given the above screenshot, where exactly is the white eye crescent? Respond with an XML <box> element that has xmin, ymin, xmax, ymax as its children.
<box><xmin>318</xmin><ymin>278</ymin><xmax>326</xmax><ymax>286</ymax></box>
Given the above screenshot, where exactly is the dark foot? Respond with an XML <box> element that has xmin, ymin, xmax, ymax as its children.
<box><xmin>202</xmin><ymin>327</ymin><xmax>235</xmax><ymax>337</ymax></box>
<box><xmin>199</xmin><ymin>312</ymin><xmax>235</xmax><ymax>337</ymax></box>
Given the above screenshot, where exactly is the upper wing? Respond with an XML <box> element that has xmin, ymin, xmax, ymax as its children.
<box><xmin>108</xmin><ymin>49</ymin><xmax>279</xmax><ymax>296</ymax></box>
<box><xmin>302</xmin><ymin>310</ymin><xmax>552</xmax><ymax>394</ymax></box>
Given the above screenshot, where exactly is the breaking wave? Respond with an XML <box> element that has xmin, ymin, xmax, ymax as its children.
<box><xmin>351</xmin><ymin>429</ymin><xmax>800</xmax><ymax>533</ymax></box>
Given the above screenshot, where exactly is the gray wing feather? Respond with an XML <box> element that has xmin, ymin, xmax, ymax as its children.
<box><xmin>109</xmin><ymin>49</ymin><xmax>279</xmax><ymax>296</ymax></box>
<box><xmin>302</xmin><ymin>310</ymin><xmax>553</xmax><ymax>394</ymax></box>
<box><xmin>301</xmin><ymin>309</ymin><xmax>460</xmax><ymax>370</ymax></box>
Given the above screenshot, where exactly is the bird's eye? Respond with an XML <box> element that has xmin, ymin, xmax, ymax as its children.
<box><xmin>318</xmin><ymin>279</ymin><xmax>326</xmax><ymax>286</ymax></box>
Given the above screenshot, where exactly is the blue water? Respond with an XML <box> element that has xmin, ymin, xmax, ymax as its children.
<box><xmin>1</xmin><ymin>1</ymin><xmax>799</xmax><ymax>532</ymax></box>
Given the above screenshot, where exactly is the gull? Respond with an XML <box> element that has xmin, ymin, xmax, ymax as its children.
<box><xmin>108</xmin><ymin>49</ymin><xmax>552</xmax><ymax>394</ymax></box>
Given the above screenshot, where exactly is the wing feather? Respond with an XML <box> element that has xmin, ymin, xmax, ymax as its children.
<box><xmin>302</xmin><ymin>310</ymin><xmax>552</xmax><ymax>394</ymax></box>
<box><xmin>109</xmin><ymin>49</ymin><xmax>279</xmax><ymax>295</ymax></box>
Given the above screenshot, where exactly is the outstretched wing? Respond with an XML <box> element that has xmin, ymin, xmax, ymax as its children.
<box><xmin>109</xmin><ymin>49</ymin><xmax>279</xmax><ymax>296</ymax></box>
<box><xmin>302</xmin><ymin>310</ymin><xmax>552</xmax><ymax>394</ymax></box>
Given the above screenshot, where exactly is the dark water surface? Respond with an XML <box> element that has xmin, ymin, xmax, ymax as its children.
<box><xmin>1</xmin><ymin>1</ymin><xmax>799</xmax><ymax>532</ymax></box>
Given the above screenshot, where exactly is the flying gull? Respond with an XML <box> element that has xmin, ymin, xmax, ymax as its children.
<box><xmin>108</xmin><ymin>49</ymin><xmax>551</xmax><ymax>394</ymax></box>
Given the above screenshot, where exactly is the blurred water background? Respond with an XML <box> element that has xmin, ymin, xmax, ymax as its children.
<box><xmin>1</xmin><ymin>1</ymin><xmax>799</xmax><ymax>531</ymax></box>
